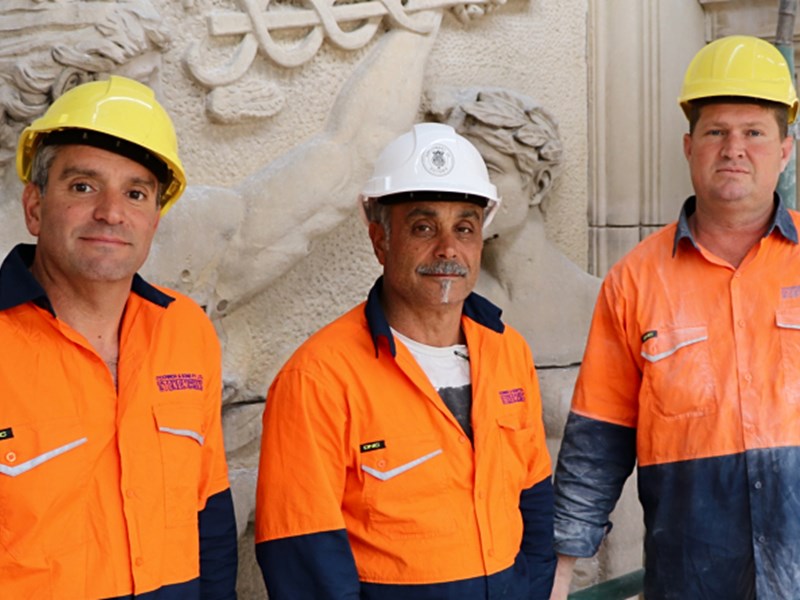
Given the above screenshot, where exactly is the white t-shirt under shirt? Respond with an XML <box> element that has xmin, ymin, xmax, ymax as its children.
<box><xmin>392</xmin><ymin>329</ymin><xmax>473</xmax><ymax>441</ymax></box>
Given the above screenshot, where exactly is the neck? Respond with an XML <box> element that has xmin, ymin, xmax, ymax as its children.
<box><xmin>484</xmin><ymin>213</ymin><xmax>547</xmax><ymax>278</ymax></box>
<box><xmin>31</xmin><ymin>262</ymin><xmax>128</xmax><ymax>364</ymax></box>
<box><xmin>690</xmin><ymin>198</ymin><xmax>774</xmax><ymax>268</ymax></box>
<box><xmin>383</xmin><ymin>298</ymin><xmax>465</xmax><ymax>347</ymax></box>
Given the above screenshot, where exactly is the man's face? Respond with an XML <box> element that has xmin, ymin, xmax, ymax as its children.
<box><xmin>370</xmin><ymin>200</ymin><xmax>484</xmax><ymax>310</ymax></box>
<box><xmin>684</xmin><ymin>102</ymin><xmax>793</xmax><ymax>209</ymax></box>
<box><xmin>23</xmin><ymin>144</ymin><xmax>161</xmax><ymax>286</ymax></box>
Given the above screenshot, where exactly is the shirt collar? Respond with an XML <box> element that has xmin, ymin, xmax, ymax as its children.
<box><xmin>0</xmin><ymin>243</ymin><xmax>174</xmax><ymax>315</ymax></box>
<box><xmin>365</xmin><ymin>276</ymin><xmax>505</xmax><ymax>358</ymax></box>
<box><xmin>672</xmin><ymin>193</ymin><xmax>798</xmax><ymax>256</ymax></box>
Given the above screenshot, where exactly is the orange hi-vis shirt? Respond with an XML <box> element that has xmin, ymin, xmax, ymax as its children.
<box><xmin>554</xmin><ymin>197</ymin><xmax>800</xmax><ymax>598</ymax></box>
<box><xmin>573</xmin><ymin>201</ymin><xmax>800</xmax><ymax>464</ymax></box>
<box><xmin>0</xmin><ymin>245</ymin><xmax>234</xmax><ymax>600</ymax></box>
<box><xmin>255</xmin><ymin>278</ymin><xmax>554</xmax><ymax>598</ymax></box>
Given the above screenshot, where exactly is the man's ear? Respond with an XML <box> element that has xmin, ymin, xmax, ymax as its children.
<box><xmin>683</xmin><ymin>132</ymin><xmax>693</xmax><ymax>162</ymax></box>
<box><xmin>22</xmin><ymin>183</ymin><xmax>43</xmax><ymax>237</ymax></box>
<box><xmin>780</xmin><ymin>134</ymin><xmax>794</xmax><ymax>173</ymax></box>
<box><xmin>368</xmin><ymin>221</ymin><xmax>387</xmax><ymax>266</ymax></box>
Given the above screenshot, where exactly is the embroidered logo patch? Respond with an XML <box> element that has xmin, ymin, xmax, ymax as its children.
<box><xmin>782</xmin><ymin>286</ymin><xmax>800</xmax><ymax>299</ymax></box>
<box><xmin>360</xmin><ymin>440</ymin><xmax>386</xmax><ymax>453</ymax></box>
<box><xmin>641</xmin><ymin>330</ymin><xmax>658</xmax><ymax>343</ymax></box>
<box><xmin>499</xmin><ymin>388</ymin><xmax>525</xmax><ymax>405</ymax></box>
<box><xmin>156</xmin><ymin>373</ymin><xmax>204</xmax><ymax>392</ymax></box>
<box><xmin>0</xmin><ymin>428</ymin><xmax>13</xmax><ymax>441</ymax></box>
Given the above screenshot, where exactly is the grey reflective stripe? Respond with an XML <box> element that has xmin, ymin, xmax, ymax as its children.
<box><xmin>158</xmin><ymin>427</ymin><xmax>204</xmax><ymax>445</ymax></box>
<box><xmin>777</xmin><ymin>320</ymin><xmax>800</xmax><ymax>330</ymax></box>
<box><xmin>361</xmin><ymin>449</ymin><xmax>443</xmax><ymax>481</ymax></box>
<box><xmin>0</xmin><ymin>437</ymin><xmax>88</xmax><ymax>477</ymax></box>
<box><xmin>641</xmin><ymin>336</ymin><xmax>708</xmax><ymax>362</ymax></box>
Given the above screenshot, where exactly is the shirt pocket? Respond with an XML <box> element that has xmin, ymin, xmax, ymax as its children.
<box><xmin>496</xmin><ymin>414</ymin><xmax>537</xmax><ymax>488</ymax></box>
<box><xmin>153</xmin><ymin>403</ymin><xmax>205</xmax><ymax>527</ymax></box>
<box><xmin>640</xmin><ymin>325</ymin><xmax>718</xmax><ymax>418</ymax></box>
<box><xmin>777</xmin><ymin>306</ymin><xmax>800</xmax><ymax>403</ymax></box>
<box><xmin>0</xmin><ymin>417</ymin><xmax>88</xmax><ymax>560</ymax></box>
<box><xmin>361</xmin><ymin>436</ymin><xmax>454</xmax><ymax>538</ymax></box>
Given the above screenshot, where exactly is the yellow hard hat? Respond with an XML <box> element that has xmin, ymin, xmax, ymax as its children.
<box><xmin>16</xmin><ymin>76</ymin><xmax>186</xmax><ymax>214</ymax></box>
<box><xmin>679</xmin><ymin>35</ymin><xmax>799</xmax><ymax>124</ymax></box>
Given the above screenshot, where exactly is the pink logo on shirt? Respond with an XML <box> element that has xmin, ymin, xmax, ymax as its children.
<box><xmin>499</xmin><ymin>388</ymin><xmax>525</xmax><ymax>405</ymax></box>
<box><xmin>781</xmin><ymin>286</ymin><xmax>800</xmax><ymax>299</ymax></box>
<box><xmin>156</xmin><ymin>373</ymin><xmax>204</xmax><ymax>392</ymax></box>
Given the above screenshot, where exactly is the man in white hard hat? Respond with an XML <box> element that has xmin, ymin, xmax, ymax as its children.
<box><xmin>550</xmin><ymin>35</ymin><xmax>800</xmax><ymax>599</ymax></box>
<box><xmin>255</xmin><ymin>123</ymin><xmax>556</xmax><ymax>599</ymax></box>
<box><xmin>0</xmin><ymin>76</ymin><xmax>237</xmax><ymax>598</ymax></box>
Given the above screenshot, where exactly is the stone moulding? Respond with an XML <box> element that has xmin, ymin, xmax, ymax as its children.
<box><xmin>185</xmin><ymin>0</ymin><xmax>487</xmax><ymax>83</ymax></box>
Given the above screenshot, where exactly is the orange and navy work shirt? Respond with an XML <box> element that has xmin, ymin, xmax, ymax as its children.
<box><xmin>554</xmin><ymin>196</ymin><xmax>800</xmax><ymax>599</ymax></box>
<box><xmin>255</xmin><ymin>277</ymin><xmax>555</xmax><ymax>600</ymax></box>
<box><xmin>0</xmin><ymin>244</ymin><xmax>237</xmax><ymax>600</ymax></box>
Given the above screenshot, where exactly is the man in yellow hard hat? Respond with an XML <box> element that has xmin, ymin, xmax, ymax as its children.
<box><xmin>550</xmin><ymin>35</ymin><xmax>800</xmax><ymax>599</ymax></box>
<box><xmin>0</xmin><ymin>76</ymin><xmax>237</xmax><ymax>598</ymax></box>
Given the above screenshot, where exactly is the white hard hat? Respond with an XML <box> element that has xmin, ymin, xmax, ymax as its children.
<box><xmin>359</xmin><ymin>123</ymin><xmax>501</xmax><ymax>227</ymax></box>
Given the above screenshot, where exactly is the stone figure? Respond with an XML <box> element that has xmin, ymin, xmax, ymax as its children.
<box><xmin>427</xmin><ymin>86</ymin><xmax>600</xmax><ymax>368</ymax></box>
<box><xmin>150</xmin><ymin>13</ymin><xmax>445</xmax><ymax>321</ymax></box>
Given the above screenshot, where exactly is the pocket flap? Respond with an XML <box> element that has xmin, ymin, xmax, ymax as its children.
<box><xmin>641</xmin><ymin>326</ymin><xmax>708</xmax><ymax>363</ymax></box>
<box><xmin>777</xmin><ymin>305</ymin><xmax>800</xmax><ymax>330</ymax></box>
<box><xmin>153</xmin><ymin>403</ymin><xmax>205</xmax><ymax>445</ymax></box>
<box><xmin>361</xmin><ymin>449</ymin><xmax>442</xmax><ymax>481</ymax></box>
<box><xmin>496</xmin><ymin>414</ymin><xmax>533</xmax><ymax>432</ymax></box>
<box><xmin>0</xmin><ymin>419</ymin><xmax>87</xmax><ymax>477</ymax></box>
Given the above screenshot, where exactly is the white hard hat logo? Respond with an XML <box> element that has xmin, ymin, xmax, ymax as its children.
<box><xmin>422</xmin><ymin>144</ymin><xmax>454</xmax><ymax>176</ymax></box>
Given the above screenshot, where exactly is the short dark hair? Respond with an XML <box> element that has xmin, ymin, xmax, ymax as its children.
<box><xmin>687</xmin><ymin>96</ymin><xmax>789</xmax><ymax>138</ymax></box>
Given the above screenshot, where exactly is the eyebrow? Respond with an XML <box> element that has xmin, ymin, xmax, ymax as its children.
<box><xmin>701</xmin><ymin>119</ymin><xmax>770</xmax><ymax>129</ymax></box>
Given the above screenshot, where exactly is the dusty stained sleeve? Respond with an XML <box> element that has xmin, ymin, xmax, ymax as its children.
<box><xmin>553</xmin><ymin>412</ymin><xmax>637</xmax><ymax>557</ymax></box>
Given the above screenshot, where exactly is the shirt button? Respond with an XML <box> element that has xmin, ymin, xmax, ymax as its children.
<box><xmin>135</xmin><ymin>557</ymin><xmax>144</xmax><ymax>566</ymax></box>
<box><xmin>758</xmin><ymin>535</ymin><xmax>766</xmax><ymax>544</ymax></box>
<box><xmin>744</xmin><ymin>373</ymin><xmax>753</xmax><ymax>383</ymax></box>
<box><xmin>458</xmin><ymin>435</ymin><xmax>467</xmax><ymax>444</ymax></box>
<box><xmin>737</xmin><ymin>319</ymin><xmax>745</xmax><ymax>328</ymax></box>
<box><xmin>126</xmin><ymin>489</ymin><xmax>135</xmax><ymax>498</ymax></box>
<box><xmin>487</xmin><ymin>548</ymin><xmax>495</xmax><ymax>557</ymax></box>
<box><xmin>754</xmin><ymin>481</ymin><xmax>763</xmax><ymax>490</ymax></box>
<box><xmin>478</xmin><ymin>491</ymin><xmax>485</xmax><ymax>500</ymax></box>
<box><xmin>5</xmin><ymin>452</ymin><xmax>16</xmax><ymax>463</ymax></box>
<box><xmin>377</xmin><ymin>459</ymin><xmax>387</xmax><ymax>468</ymax></box>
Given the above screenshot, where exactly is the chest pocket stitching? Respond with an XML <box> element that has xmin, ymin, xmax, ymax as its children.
<box><xmin>641</xmin><ymin>335</ymin><xmax>708</xmax><ymax>362</ymax></box>
<box><xmin>158</xmin><ymin>426</ymin><xmax>204</xmax><ymax>445</ymax></box>
<box><xmin>0</xmin><ymin>437</ymin><xmax>87</xmax><ymax>477</ymax></box>
<box><xmin>361</xmin><ymin>449</ymin><xmax>442</xmax><ymax>481</ymax></box>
